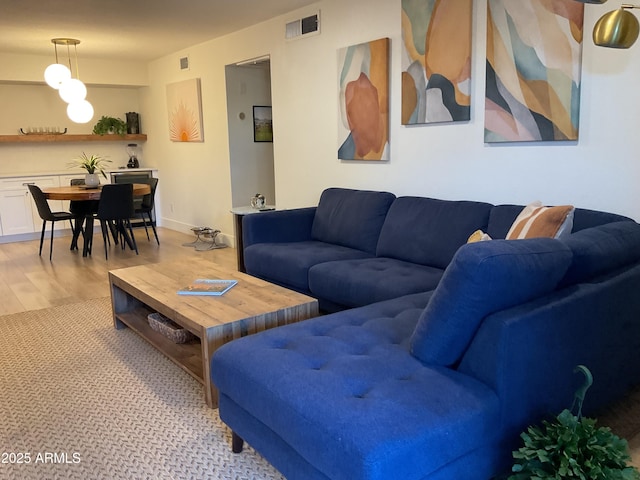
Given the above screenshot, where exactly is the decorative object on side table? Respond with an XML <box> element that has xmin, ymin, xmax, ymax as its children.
<box><xmin>92</xmin><ymin>115</ymin><xmax>127</xmax><ymax>135</ymax></box>
<box><xmin>69</xmin><ymin>152</ymin><xmax>112</xmax><ymax>187</ymax></box>
<box><xmin>250</xmin><ymin>193</ymin><xmax>266</xmax><ymax>209</ymax></box>
<box><xmin>508</xmin><ymin>365</ymin><xmax>640</xmax><ymax>480</ymax></box>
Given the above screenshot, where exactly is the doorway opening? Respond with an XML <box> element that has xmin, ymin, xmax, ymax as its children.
<box><xmin>225</xmin><ymin>56</ymin><xmax>275</xmax><ymax>209</ymax></box>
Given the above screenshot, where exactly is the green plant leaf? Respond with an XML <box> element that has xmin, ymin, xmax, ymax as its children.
<box><xmin>508</xmin><ymin>366</ymin><xmax>640</xmax><ymax>480</ymax></box>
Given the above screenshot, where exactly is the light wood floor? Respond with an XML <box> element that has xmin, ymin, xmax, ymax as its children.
<box><xmin>0</xmin><ymin>227</ymin><xmax>237</xmax><ymax>316</ymax></box>
<box><xmin>1</xmin><ymin>227</ymin><xmax>639</xmax><ymax>469</ymax></box>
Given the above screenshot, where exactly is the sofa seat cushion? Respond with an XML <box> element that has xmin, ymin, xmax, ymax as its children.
<box><xmin>244</xmin><ymin>241</ymin><xmax>373</xmax><ymax>292</ymax></box>
<box><xmin>376</xmin><ymin>197</ymin><xmax>493</xmax><ymax>269</ymax></box>
<box><xmin>308</xmin><ymin>257</ymin><xmax>444</xmax><ymax>308</ymax></box>
<box><xmin>311</xmin><ymin>188</ymin><xmax>396</xmax><ymax>255</ymax></box>
<box><xmin>411</xmin><ymin>238</ymin><xmax>573</xmax><ymax>367</ymax></box>
<box><xmin>212</xmin><ymin>292</ymin><xmax>501</xmax><ymax>480</ymax></box>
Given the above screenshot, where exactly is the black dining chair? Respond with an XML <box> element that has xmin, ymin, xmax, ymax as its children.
<box><xmin>68</xmin><ymin>178</ymin><xmax>100</xmax><ymax>250</ymax></box>
<box><xmin>94</xmin><ymin>183</ymin><xmax>138</xmax><ymax>260</ymax></box>
<box><xmin>134</xmin><ymin>177</ymin><xmax>159</xmax><ymax>245</ymax></box>
<box><xmin>27</xmin><ymin>184</ymin><xmax>79</xmax><ymax>261</ymax></box>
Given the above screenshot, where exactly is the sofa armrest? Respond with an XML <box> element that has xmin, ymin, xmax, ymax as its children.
<box><xmin>458</xmin><ymin>264</ymin><xmax>640</xmax><ymax>442</ymax></box>
<box><xmin>242</xmin><ymin>207</ymin><xmax>316</xmax><ymax>248</ymax></box>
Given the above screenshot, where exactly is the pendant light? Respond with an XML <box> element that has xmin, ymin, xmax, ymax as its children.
<box><xmin>574</xmin><ymin>1</ymin><xmax>640</xmax><ymax>49</ymax></box>
<box><xmin>44</xmin><ymin>38</ymin><xmax>94</xmax><ymax>123</ymax></box>
<box><xmin>593</xmin><ymin>4</ymin><xmax>640</xmax><ymax>48</ymax></box>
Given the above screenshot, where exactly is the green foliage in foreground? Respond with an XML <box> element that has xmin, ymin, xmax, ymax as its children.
<box><xmin>509</xmin><ymin>366</ymin><xmax>640</xmax><ymax>480</ymax></box>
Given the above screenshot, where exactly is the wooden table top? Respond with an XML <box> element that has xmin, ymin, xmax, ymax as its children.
<box><xmin>108</xmin><ymin>259</ymin><xmax>319</xmax><ymax>332</ymax></box>
<box><xmin>42</xmin><ymin>183</ymin><xmax>151</xmax><ymax>201</ymax></box>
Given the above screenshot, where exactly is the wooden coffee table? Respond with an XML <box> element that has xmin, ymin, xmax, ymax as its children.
<box><xmin>108</xmin><ymin>259</ymin><xmax>319</xmax><ymax>407</ymax></box>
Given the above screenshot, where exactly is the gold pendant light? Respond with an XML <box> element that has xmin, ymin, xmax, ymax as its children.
<box><xmin>593</xmin><ymin>4</ymin><xmax>640</xmax><ymax>48</ymax></box>
<box><xmin>573</xmin><ymin>0</ymin><xmax>640</xmax><ymax>49</ymax></box>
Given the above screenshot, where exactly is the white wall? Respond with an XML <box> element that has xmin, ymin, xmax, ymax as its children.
<box><xmin>270</xmin><ymin>0</ymin><xmax>640</xmax><ymax>219</ymax></box>
<box><xmin>226</xmin><ymin>63</ymin><xmax>275</xmax><ymax>208</ymax></box>
<box><xmin>140</xmin><ymin>0</ymin><xmax>640</xmax><ymax>249</ymax></box>
<box><xmin>0</xmin><ymin>84</ymin><xmax>143</xmax><ymax>174</ymax></box>
<box><xmin>3</xmin><ymin>0</ymin><xmax>634</xmax><ymax>246</ymax></box>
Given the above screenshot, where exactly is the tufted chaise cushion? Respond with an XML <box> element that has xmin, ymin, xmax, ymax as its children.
<box><xmin>212</xmin><ymin>292</ymin><xmax>501</xmax><ymax>480</ymax></box>
<box><xmin>410</xmin><ymin>238</ymin><xmax>573</xmax><ymax>367</ymax></box>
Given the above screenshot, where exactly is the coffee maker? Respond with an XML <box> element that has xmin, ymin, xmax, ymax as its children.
<box><xmin>126</xmin><ymin>143</ymin><xmax>139</xmax><ymax>168</ymax></box>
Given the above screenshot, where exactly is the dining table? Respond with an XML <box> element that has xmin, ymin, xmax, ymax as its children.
<box><xmin>42</xmin><ymin>183</ymin><xmax>151</xmax><ymax>257</ymax></box>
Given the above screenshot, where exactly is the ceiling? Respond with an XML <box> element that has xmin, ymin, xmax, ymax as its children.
<box><xmin>0</xmin><ymin>0</ymin><xmax>318</xmax><ymax>62</ymax></box>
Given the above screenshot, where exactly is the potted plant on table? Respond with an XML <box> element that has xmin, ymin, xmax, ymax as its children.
<box><xmin>69</xmin><ymin>152</ymin><xmax>112</xmax><ymax>187</ymax></box>
<box><xmin>508</xmin><ymin>366</ymin><xmax>640</xmax><ymax>480</ymax></box>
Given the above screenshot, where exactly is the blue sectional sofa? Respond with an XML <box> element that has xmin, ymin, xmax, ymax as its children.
<box><xmin>212</xmin><ymin>188</ymin><xmax>640</xmax><ymax>480</ymax></box>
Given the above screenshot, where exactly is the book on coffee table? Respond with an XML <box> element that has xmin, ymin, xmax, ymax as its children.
<box><xmin>177</xmin><ymin>279</ymin><xmax>238</xmax><ymax>296</ymax></box>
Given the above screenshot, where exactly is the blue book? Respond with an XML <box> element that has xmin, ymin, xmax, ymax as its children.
<box><xmin>177</xmin><ymin>279</ymin><xmax>237</xmax><ymax>296</ymax></box>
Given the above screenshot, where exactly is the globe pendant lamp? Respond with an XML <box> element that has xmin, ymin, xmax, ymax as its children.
<box><xmin>67</xmin><ymin>100</ymin><xmax>94</xmax><ymax>124</ymax></box>
<box><xmin>59</xmin><ymin>78</ymin><xmax>87</xmax><ymax>103</ymax></box>
<box><xmin>593</xmin><ymin>5</ymin><xmax>640</xmax><ymax>48</ymax></box>
<box><xmin>43</xmin><ymin>38</ymin><xmax>93</xmax><ymax>123</ymax></box>
<box><xmin>44</xmin><ymin>63</ymin><xmax>71</xmax><ymax>90</ymax></box>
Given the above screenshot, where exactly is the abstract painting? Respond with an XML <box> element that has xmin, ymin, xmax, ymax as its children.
<box><xmin>401</xmin><ymin>0</ymin><xmax>473</xmax><ymax>125</ymax></box>
<box><xmin>485</xmin><ymin>0</ymin><xmax>584</xmax><ymax>142</ymax></box>
<box><xmin>166</xmin><ymin>78</ymin><xmax>204</xmax><ymax>142</ymax></box>
<box><xmin>338</xmin><ymin>37</ymin><xmax>389</xmax><ymax>161</ymax></box>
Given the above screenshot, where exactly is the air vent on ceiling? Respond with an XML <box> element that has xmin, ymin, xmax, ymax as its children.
<box><xmin>179</xmin><ymin>56</ymin><xmax>190</xmax><ymax>70</ymax></box>
<box><xmin>285</xmin><ymin>12</ymin><xmax>320</xmax><ymax>40</ymax></box>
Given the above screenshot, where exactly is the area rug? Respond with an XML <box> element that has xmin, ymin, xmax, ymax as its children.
<box><xmin>2</xmin><ymin>299</ymin><xmax>639</xmax><ymax>480</ymax></box>
<box><xmin>0</xmin><ymin>298</ymin><xmax>284</xmax><ymax>480</ymax></box>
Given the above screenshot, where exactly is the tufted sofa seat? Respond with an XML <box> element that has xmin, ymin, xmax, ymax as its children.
<box><xmin>212</xmin><ymin>292</ymin><xmax>504</xmax><ymax>480</ymax></box>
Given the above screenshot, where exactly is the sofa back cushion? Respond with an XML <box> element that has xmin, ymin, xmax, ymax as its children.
<box><xmin>410</xmin><ymin>238</ymin><xmax>573</xmax><ymax>367</ymax></box>
<box><xmin>311</xmin><ymin>188</ymin><xmax>396</xmax><ymax>254</ymax></box>
<box><xmin>559</xmin><ymin>221</ymin><xmax>640</xmax><ymax>287</ymax></box>
<box><xmin>487</xmin><ymin>204</ymin><xmax>632</xmax><ymax>239</ymax></box>
<box><xmin>376</xmin><ymin>197</ymin><xmax>492</xmax><ymax>269</ymax></box>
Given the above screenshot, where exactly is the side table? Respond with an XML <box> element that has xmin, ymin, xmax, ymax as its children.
<box><xmin>230</xmin><ymin>205</ymin><xmax>276</xmax><ymax>272</ymax></box>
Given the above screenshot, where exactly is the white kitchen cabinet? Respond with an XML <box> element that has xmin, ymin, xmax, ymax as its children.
<box><xmin>0</xmin><ymin>176</ymin><xmax>62</xmax><ymax>236</ymax></box>
<box><xmin>0</xmin><ymin>188</ymin><xmax>34</xmax><ymax>235</ymax></box>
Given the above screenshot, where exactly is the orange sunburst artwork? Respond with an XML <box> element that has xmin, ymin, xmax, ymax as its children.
<box><xmin>166</xmin><ymin>78</ymin><xmax>204</xmax><ymax>142</ymax></box>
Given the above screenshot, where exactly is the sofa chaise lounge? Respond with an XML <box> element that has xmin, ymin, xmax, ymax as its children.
<box><xmin>212</xmin><ymin>188</ymin><xmax>640</xmax><ymax>480</ymax></box>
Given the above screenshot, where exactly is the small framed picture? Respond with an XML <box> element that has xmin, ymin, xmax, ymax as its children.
<box><xmin>253</xmin><ymin>106</ymin><xmax>273</xmax><ymax>142</ymax></box>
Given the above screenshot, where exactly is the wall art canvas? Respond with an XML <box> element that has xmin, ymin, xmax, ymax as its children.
<box><xmin>166</xmin><ymin>78</ymin><xmax>204</xmax><ymax>142</ymax></box>
<box><xmin>253</xmin><ymin>106</ymin><xmax>273</xmax><ymax>142</ymax></box>
<box><xmin>338</xmin><ymin>37</ymin><xmax>389</xmax><ymax>161</ymax></box>
<box><xmin>401</xmin><ymin>0</ymin><xmax>473</xmax><ymax>125</ymax></box>
<box><xmin>485</xmin><ymin>0</ymin><xmax>584</xmax><ymax>142</ymax></box>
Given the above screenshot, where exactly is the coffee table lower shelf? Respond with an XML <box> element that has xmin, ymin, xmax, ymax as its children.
<box><xmin>114</xmin><ymin>306</ymin><xmax>204</xmax><ymax>385</ymax></box>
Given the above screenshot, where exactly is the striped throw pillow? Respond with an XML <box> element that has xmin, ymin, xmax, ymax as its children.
<box><xmin>506</xmin><ymin>201</ymin><xmax>575</xmax><ymax>240</ymax></box>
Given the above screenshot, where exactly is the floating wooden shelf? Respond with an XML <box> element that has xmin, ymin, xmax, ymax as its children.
<box><xmin>0</xmin><ymin>134</ymin><xmax>147</xmax><ymax>144</ymax></box>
